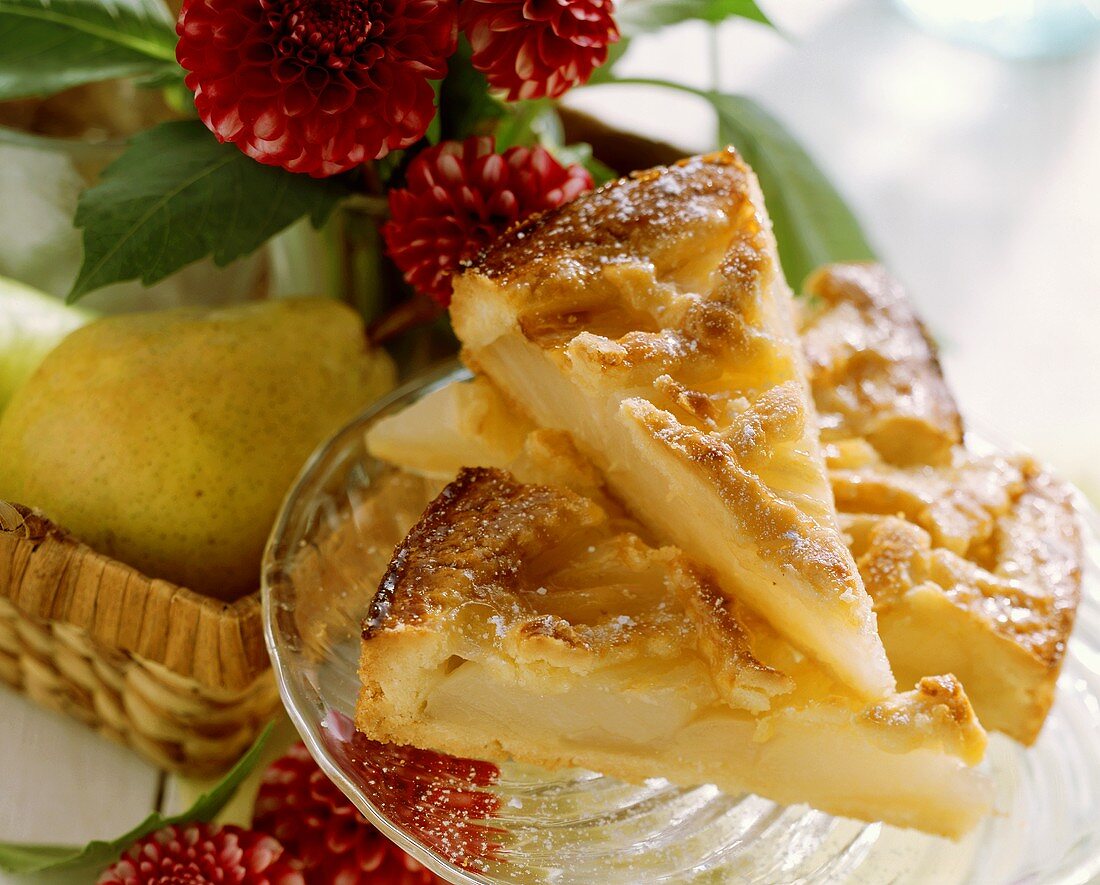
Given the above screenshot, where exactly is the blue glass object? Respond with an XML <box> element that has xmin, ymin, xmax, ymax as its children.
<box><xmin>896</xmin><ymin>0</ymin><xmax>1100</xmax><ymax>58</ymax></box>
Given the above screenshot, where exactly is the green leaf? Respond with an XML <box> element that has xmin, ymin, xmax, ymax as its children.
<box><xmin>490</xmin><ymin>102</ymin><xmax>615</xmax><ymax>186</ymax></box>
<box><xmin>425</xmin><ymin>78</ymin><xmax>443</xmax><ymax>144</ymax></box>
<box><xmin>439</xmin><ymin>37</ymin><xmax>505</xmax><ymax>141</ymax></box>
<box><xmin>0</xmin><ymin>0</ymin><xmax>179</xmax><ymax>100</ymax></box>
<box><xmin>709</xmin><ymin>92</ymin><xmax>874</xmax><ymax>288</ymax></box>
<box><xmin>494</xmin><ymin>99</ymin><xmax>558</xmax><ymax>150</ymax></box>
<box><xmin>375</xmin><ymin>149</ymin><xmax>408</xmax><ymax>189</ymax></box>
<box><xmin>69</xmin><ymin>120</ymin><xmax>349</xmax><ymax>301</ymax></box>
<box><xmin>0</xmin><ymin>842</ymin><xmax>77</xmax><ymax>870</ymax></box>
<box><xmin>616</xmin><ymin>0</ymin><xmax>772</xmax><ymax>36</ymax></box>
<box><xmin>0</xmin><ymin>723</ymin><xmax>274</xmax><ymax>875</ymax></box>
<box><xmin>134</xmin><ymin>63</ymin><xmax>188</xmax><ymax>91</ymax></box>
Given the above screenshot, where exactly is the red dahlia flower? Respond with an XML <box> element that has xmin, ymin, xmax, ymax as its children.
<box><xmin>382</xmin><ymin>136</ymin><xmax>593</xmax><ymax>305</ymax></box>
<box><xmin>253</xmin><ymin>742</ymin><xmax>442</xmax><ymax>884</ymax></box>
<box><xmin>97</xmin><ymin>823</ymin><xmax>303</xmax><ymax>885</ymax></box>
<box><xmin>460</xmin><ymin>0</ymin><xmax>619</xmax><ymax>100</ymax></box>
<box><xmin>176</xmin><ymin>0</ymin><xmax>457</xmax><ymax>176</ymax></box>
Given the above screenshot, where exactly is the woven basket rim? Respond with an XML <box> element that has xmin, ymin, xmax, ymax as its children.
<box><xmin>0</xmin><ymin>500</ymin><xmax>267</xmax><ymax>690</ymax></box>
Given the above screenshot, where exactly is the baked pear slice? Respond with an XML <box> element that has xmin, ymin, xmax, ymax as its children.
<box><xmin>357</xmin><ymin>467</ymin><xmax>991</xmax><ymax>838</ymax></box>
<box><xmin>369</xmin><ymin>376</ymin><xmax>531</xmax><ymax>480</ymax></box>
<box><xmin>450</xmin><ymin>151</ymin><xmax>893</xmax><ymax>698</ymax></box>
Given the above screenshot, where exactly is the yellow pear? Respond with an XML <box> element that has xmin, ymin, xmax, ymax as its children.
<box><xmin>0</xmin><ymin>298</ymin><xmax>395</xmax><ymax>600</ymax></box>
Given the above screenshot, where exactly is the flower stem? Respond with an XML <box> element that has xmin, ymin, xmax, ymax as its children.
<box><xmin>342</xmin><ymin>193</ymin><xmax>390</xmax><ymax>218</ymax></box>
<box><xmin>361</xmin><ymin>161</ymin><xmax>384</xmax><ymax>196</ymax></box>
<box><xmin>581</xmin><ymin>75</ymin><xmax>712</xmax><ymax>101</ymax></box>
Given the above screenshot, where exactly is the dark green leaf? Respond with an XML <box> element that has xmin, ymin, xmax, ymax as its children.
<box><xmin>617</xmin><ymin>0</ymin><xmax>772</xmax><ymax>36</ymax></box>
<box><xmin>710</xmin><ymin>92</ymin><xmax>874</xmax><ymax>287</ymax></box>
<box><xmin>439</xmin><ymin>37</ymin><xmax>505</xmax><ymax>141</ymax></box>
<box><xmin>491</xmin><ymin>101</ymin><xmax>615</xmax><ymax>186</ymax></box>
<box><xmin>135</xmin><ymin>63</ymin><xmax>187</xmax><ymax>91</ymax></box>
<box><xmin>425</xmin><ymin>78</ymin><xmax>443</xmax><ymax>144</ymax></box>
<box><xmin>375</xmin><ymin>149</ymin><xmax>408</xmax><ymax>189</ymax></box>
<box><xmin>550</xmin><ymin>141</ymin><xmax>617</xmax><ymax>187</ymax></box>
<box><xmin>0</xmin><ymin>723</ymin><xmax>273</xmax><ymax>875</ymax></box>
<box><xmin>69</xmin><ymin>121</ymin><xmax>349</xmax><ymax>301</ymax></box>
<box><xmin>0</xmin><ymin>0</ymin><xmax>178</xmax><ymax>100</ymax></box>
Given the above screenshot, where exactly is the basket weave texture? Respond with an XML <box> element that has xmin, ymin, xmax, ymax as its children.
<box><xmin>0</xmin><ymin>501</ymin><xmax>278</xmax><ymax>775</ymax></box>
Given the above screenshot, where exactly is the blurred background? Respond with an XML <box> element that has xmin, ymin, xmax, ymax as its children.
<box><xmin>566</xmin><ymin>0</ymin><xmax>1100</xmax><ymax>503</ymax></box>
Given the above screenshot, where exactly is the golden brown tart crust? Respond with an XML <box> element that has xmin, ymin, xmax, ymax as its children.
<box><xmin>846</xmin><ymin>461</ymin><xmax>1081</xmax><ymax>671</ymax></box>
<box><xmin>476</xmin><ymin>149</ymin><xmax>762</xmax><ymax>288</ymax></box>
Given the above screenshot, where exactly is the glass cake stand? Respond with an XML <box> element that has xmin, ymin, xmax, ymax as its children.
<box><xmin>262</xmin><ymin>363</ymin><xmax>1100</xmax><ymax>884</ymax></box>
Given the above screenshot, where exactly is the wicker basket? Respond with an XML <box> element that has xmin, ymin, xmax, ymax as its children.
<box><xmin>0</xmin><ymin>501</ymin><xmax>278</xmax><ymax>775</ymax></box>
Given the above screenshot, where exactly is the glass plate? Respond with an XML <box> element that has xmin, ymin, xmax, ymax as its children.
<box><xmin>262</xmin><ymin>363</ymin><xmax>1100</xmax><ymax>885</ymax></box>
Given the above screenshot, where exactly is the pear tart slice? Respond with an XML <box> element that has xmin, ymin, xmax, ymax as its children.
<box><xmin>357</xmin><ymin>467</ymin><xmax>991</xmax><ymax>838</ymax></box>
<box><xmin>450</xmin><ymin>151</ymin><xmax>893</xmax><ymax>699</ymax></box>
<box><xmin>805</xmin><ymin>264</ymin><xmax>1084</xmax><ymax>744</ymax></box>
